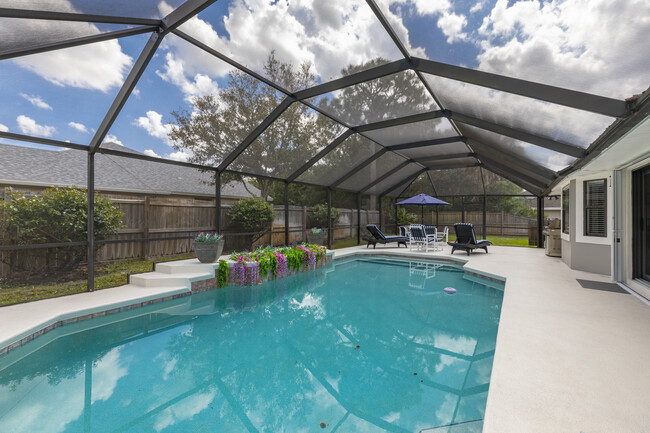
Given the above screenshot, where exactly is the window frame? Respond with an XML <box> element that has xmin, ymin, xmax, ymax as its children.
<box><xmin>562</xmin><ymin>186</ymin><xmax>570</xmax><ymax>234</ymax></box>
<box><xmin>583</xmin><ymin>178</ymin><xmax>607</xmax><ymax>237</ymax></box>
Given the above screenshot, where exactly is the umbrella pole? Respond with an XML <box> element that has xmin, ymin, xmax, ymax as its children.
<box><xmin>421</xmin><ymin>206</ymin><xmax>424</xmax><ymax>224</ymax></box>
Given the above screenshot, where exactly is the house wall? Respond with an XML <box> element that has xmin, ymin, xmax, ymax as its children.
<box><xmin>560</xmin><ymin>176</ymin><xmax>612</xmax><ymax>276</ymax></box>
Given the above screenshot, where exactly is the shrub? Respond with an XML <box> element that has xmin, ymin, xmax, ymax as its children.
<box><xmin>226</xmin><ymin>198</ymin><xmax>275</xmax><ymax>247</ymax></box>
<box><xmin>0</xmin><ymin>187</ymin><xmax>124</xmax><ymax>278</ymax></box>
<box><xmin>309</xmin><ymin>203</ymin><xmax>340</xmax><ymax>228</ymax></box>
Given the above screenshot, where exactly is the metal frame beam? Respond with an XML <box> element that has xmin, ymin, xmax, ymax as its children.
<box><xmin>413</xmin><ymin>57</ymin><xmax>629</xmax><ymax>118</ymax></box>
<box><xmin>479</xmin><ymin>156</ymin><xmax>548</xmax><ymax>191</ymax></box>
<box><xmin>379</xmin><ymin>168</ymin><xmax>428</xmax><ymax>197</ymax></box>
<box><xmin>360</xmin><ymin>161</ymin><xmax>412</xmax><ymax>193</ymax></box>
<box><xmin>467</xmin><ymin>138</ymin><xmax>557</xmax><ymax>182</ymax></box>
<box><xmin>329</xmin><ymin>148</ymin><xmax>388</xmax><ymax>188</ymax></box>
<box><xmin>0</xmin><ymin>7</ymin><xmax>161</xmax><ymax>25</ymax></box>
<box><xmin>386</xmin><ymin>136</ymin><xmax>465</xmax><ymax>151</ymax></box>
<box><xmin>293</xmin><ymin>59</ymin><xmax>411</xmax><ymax>101</ymax></box>
<box><xmin>412</xmin><ymin>152</ymin><xmax>475</xmax><ymax>163</ymax></box>
<box><xmin>481</xmin><ymin>164</ymin><xmax>543</xmax><ymax>196</ymax></box>
<box><xmin>0</xmin><ymin>26</ymin><xmax>156</xmax><ymax>61</ymax></box>
<box><xmin>421</xmin><ymin>162</ymin><xmax>481</xmax><ymax>170</ymax></box>
<box><xmin>448</xmin><ymin>111</ymin><xmax>586</xmax><ymax>158</ymax></box>
<box><xmin>160</xmin><ymin>0</ymin><xmax>218</xmax><ymax>34</ymax></box>
<box><xmin>89</xmin><ymin>31</ymin><xmax>163</xmax><ymax>153</ymax></box>
<box><xmin>355</xmin><ymin>110</ymin><xmax>445</xmax><ymax>133</ymax></box>
<box><xmin>286</xmin><ymin>129</ymin><xmax>353</xmax><ymax>182</ymax></box>
<box><xmin>217</xmin><ymin>96</ymin><xmax>295</xmax><ymax>171</ymax></box>
<box><xmin>0</xmin><ymin>131</ymin><xmax>88</xmax><ymax>151</ymax></box>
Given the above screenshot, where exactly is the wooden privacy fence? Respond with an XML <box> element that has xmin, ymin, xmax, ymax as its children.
<box><xmin>98</xmin><ymin>197</ymin><xmax>380</xmax><ymax>263</ymax></box>
<box><xmin>393</xmin><ymin>210</ymin><xmax>535</xmax><ymax>236</ymax></box>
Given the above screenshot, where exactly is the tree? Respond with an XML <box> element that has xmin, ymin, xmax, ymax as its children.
<box><xmin>226</xmin><ymin>198</ymin><xmax>275</xmax><ymax>248</ymax></box>
<box><xmin>169</xmin><ymin>52</ymin><xmax>340</xmax><ymax>200</ymax></box>
<box><xmin>0</xmin><ymin>187</ymin><xmax>123</xmax><ymax>278</ymax></box>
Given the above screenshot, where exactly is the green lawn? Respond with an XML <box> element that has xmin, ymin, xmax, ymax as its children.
<box><xmin>0</xmin><ymin>254</ymin><xmax>194</xmax><ymax>306</ymax></box>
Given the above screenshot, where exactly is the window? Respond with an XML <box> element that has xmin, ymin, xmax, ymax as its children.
<box><xmin>562</xmin><ymin>186</ymin><xmax>570</xmax><ymax>234</ymax></box>
<box><xmin>584</xmin><ymin>178</ymin><xmax>607</xmax><ymax>237</ymax></box>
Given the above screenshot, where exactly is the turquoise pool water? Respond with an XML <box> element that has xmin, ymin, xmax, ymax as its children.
<box><xmin>0</xmin><ymin>258</ymin><xmax>504</xmax><ymax>433</ymax></box>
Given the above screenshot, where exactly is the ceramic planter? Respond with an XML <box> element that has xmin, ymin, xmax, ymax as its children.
<box><xmin>193</xmin><ymin>239</ymin><xmax>224</xmax><ymax>263</ymax></box>
<box><xmin>306</xmin><ymin>231</ymin><xmax>326</xmax><ymax>245</ymax></box>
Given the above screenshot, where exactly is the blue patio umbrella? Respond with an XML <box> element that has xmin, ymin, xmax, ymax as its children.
<box><xmin>397</xmin><ymin>193</ymin><xmax>450</xmax><ymax>224</ymax></box>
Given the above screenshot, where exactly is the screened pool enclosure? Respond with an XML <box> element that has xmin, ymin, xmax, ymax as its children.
<box><xmin>1</xmin><ymin>0</ymin><xmax>649</xmax><ymax>293</ymax></box>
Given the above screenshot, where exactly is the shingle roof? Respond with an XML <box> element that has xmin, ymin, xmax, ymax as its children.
<box><xmin>0</xmin><ymin>142</ymin><xmax>260</xmax><ymax>198</ymax></box>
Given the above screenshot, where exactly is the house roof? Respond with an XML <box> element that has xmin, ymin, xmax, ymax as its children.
<box><xmin>0</xmin><ymin>142</ymin><xmax>260</xmax><ymax>198</ymax></box>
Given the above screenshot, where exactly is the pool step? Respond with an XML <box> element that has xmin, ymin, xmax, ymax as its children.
<box><xmin>129</xmin><ymin>270</ymin><xmax>213</xmax><ymax>288</ymax></box>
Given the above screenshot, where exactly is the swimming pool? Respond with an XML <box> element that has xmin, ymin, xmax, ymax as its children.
<box><xmin>0</xmin><ymin>257</ymin><xmax>504</xmax><ymax>432</ymax></box>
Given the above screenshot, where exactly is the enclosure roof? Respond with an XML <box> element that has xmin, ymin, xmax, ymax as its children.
<box><xmin>1</xmin><ymin>0</ymin><xmax>649</xmax><ymax>198</ymax></box>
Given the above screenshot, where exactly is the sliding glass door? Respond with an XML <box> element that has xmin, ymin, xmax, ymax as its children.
<box><xmin>633</xmin><ymin>166</ymin><xmax>650</xmax><ymax>282</ymax></box>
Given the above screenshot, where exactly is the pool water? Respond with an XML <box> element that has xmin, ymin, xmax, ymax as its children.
<box><xmin>0</xmin><ymin>258</ymin><xmax>504</xmax><ymax>433</ymax></box>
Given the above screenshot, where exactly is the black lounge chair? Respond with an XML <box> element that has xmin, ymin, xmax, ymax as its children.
<box><xmin>365</xmin><ymin>225</ymin><xmax>409</xmax><ymax>248</ymax></box>
<box><xmin>448</xmin><ymin>223</ymin><xmax>492</xmax><ymax>255</ymax></box>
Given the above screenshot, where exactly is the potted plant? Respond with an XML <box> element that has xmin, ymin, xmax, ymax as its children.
<box><xmin>193</xmin><ymin>232</ymin><xmax>224</xmax><ymax>263</ymax></box>
<box><xmin>306</xmin><ymin>227</ymin><xmax>326</xmax><ymax>245</ymax></box>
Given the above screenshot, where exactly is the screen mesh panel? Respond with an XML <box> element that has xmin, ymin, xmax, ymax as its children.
<box><xmin>461</xmin><ymin>124</ymin><xmax>576</xmax><ymax>172</ymax></box>
<box><xmin>308</xmin><ymin>70</ymin><xmax>438</xmax><ymax>126</ymax></box>
<box><xmin>424</xmin><ymin>74</ymin><xmax>614</xmax><ymax>149</ymax></box>
<box><xmin>296</xmin><ymin>134</ymin><xmax>381</xmax><ymax>186</ymax></box>
<box><xmin>337</xmin><ymin>151</ymin><xmax>410</xmax><ymax>191</ymax></box>
<box><xmin>234</xmin><ymin>104</ymin><xmax>345</xmax><ymax>179</ymax></box>
<box><xmin>428</xmin><ymin>166</ymin><xmax>486</xmax><ymax>196</ymax></box>
<box><xmin>483</xmin><ymin>168</ymin><xmax>533</xmax><ymax>195</ymax></box>
<box><xmin>177</xmin><ymin>0</ymin><xmax>403</xmax><ymax>92</ymax></box>
<box><xmin>0</xmin><ymin>0</ymin><xmax>185</xmax><ymax>18</ymax></box>
<box><xmin>364</xmin><ymin>163</ymin><xmax>422</xmax><ymax>195</ymax></box>
<box><xmin>0</xmin><ymin>19</ymin><xmax>132</xmax><ymax>52</ymax></box>
<box><xmin>363</xmin><ymin>117</ymin><xmax>458</xmax><ymax>146</ymax></box>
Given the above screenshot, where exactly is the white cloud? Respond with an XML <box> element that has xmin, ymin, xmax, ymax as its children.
<box><xmin>16</xmin><ymin>115</ymin><xmax>56</xmax><ymax>137</ymax></box>
<box><xmin>144</xmin><ymin>149</ymin><xmax>161</xmax><ymax>158</ymax></box>
<box><xmin>144</xmin><ymin>148</ymin><xmax>190</xmax><ymax>162</ymax></box>
<box><xmin>20</xmin><ymin>94</ymin><xmax>53</xmax><ymax>110</ymax></box>
<box><xmin>103</xmin><ymin>134</ymin><xmax>123</xmax><ymax>146</ymax></box>
<box><xmin>477</xmin><ymin>0</ymin><xmax>650</xmax><ymax>98</ymax></box>
<box><xmin>437</xmin><ymin>12</ymin><xmax>468</xmax><ymax>43</ymax></box>
<box><xmin>470</xmin><ymin>2</ymin><xmax>485</xmax><ymax>13</ymax></box>
<box><xmin>8</xmin><ymin>1</ymin><xmax>133</xmax><ymax>92</ymax></box>
<box><xmin>164</xmin><ymin>0</ymin><xmax>408</xmax><ymax>93</ymax></box>
<box><xmin>167</xmin><ymin>150</ymin><xmax>190</xmax><ymax>162</ymax></box>
<box><xmin>0</xmin><ymin>123</ymin><xmax>8</xmax><ymax>132</ymax></box>
<box><xmin>68</xmin><ymin>121</ymin><xmax>88</xmax><ymax>133</ymax></box>
<box><xmin>156</xmin><ymin>53</ymin><xmax>220</xmax><ymax>102</ymax></box>
<box><xmin>134</xmin><ymin>110</ymin><xmax>174</xmax><ymax>145</ymax></box>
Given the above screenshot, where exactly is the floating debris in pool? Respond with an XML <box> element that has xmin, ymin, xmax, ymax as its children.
<box><xmin>355</xmin><ymin>345</ymin><xmax>360</xmax><ymax>350</ymax></box>
<box><xmin>320</xmin><ymin>422</ymin><xmax>328</xmax><ymax>428</ymax></box>
<box><xmin>413</xmin><ymin>372</ymin><xmax>417</xmax><ymax>375</ymax></box>
<box><xmin>443</xmin><ymin>287</ymin><xmax>457</xmax><ymax>294</ymax></box>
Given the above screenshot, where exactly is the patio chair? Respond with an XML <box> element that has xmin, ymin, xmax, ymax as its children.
<box><xmin>448</xmin><ymin>223</ymin><xmax>492</xmax><ymax>255</ymax></box>
<box><xmin>437</xmin><ymin>226</ymin><xmax>449</xmax><ymax>243</ymax></box>
<box><xmin>364</xmin><ymin>225</ymin><xmax>409</xmax><ymax>248</ymax></box>
<box><xmin>424</xmin><ymin>225</ymin><xmax>442</xmax><ymax>251</ymax></box>
<box><xmin>409</xmin><ymin>224</ymin><xmax>433</xmax><ymax>252</ymax></box>
<box><xmin>399</xmin><ymin>225</ymin><xmax>410</xmax><ymax>237</ymax></box>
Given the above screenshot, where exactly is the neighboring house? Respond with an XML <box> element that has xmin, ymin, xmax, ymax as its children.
<box><xmin>525</xmin><ymin>195</ymin><xmax>561</xmax><ymax>221</ymax></box>
<box><xmin>551</xmin><ymin>114</ymin><xmax>650</xmax><ymax>301</ymax></box>
<box><xmin>0</xmin><ymin>142</ymin><xmax>261</xmax><ymax>204</ymax></box>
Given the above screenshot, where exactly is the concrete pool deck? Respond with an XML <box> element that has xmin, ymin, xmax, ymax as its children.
<box><xmin>1</xmin><ymin>245</ymin><xmax>649</xmax><ymax>431</ymax></box>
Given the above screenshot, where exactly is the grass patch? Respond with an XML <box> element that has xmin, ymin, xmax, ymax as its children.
<box><xmin>446</xmin><ymin>234</ymin><xmax>534</xmax><ymax>247</ymax></box>
<box><xmin>332</xmin><ymin>238</ymin><xmax>360</xmax><ymax>249</ymax></box>
<box><xmin>0</xmin><ymin>254</ymin><xmax>195</xmax><ymax>306</ymax></box>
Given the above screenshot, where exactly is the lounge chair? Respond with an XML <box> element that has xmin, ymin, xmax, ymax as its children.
<box><xmin>365</xmin><ymin>225</ymin><xmax>409</xmax><ymax>248</ymax></box>
<box><xmin>448</xmin><ymin>223</ymin><xmax>492</xmax><ymax>255</ymax></box>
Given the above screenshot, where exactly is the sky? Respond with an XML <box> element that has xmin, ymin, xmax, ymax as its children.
<box><xmin>0</xmin><ymin>0</ymin><xmax>648</xmax><ymax>173</ymax></box>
